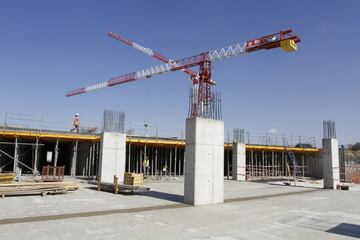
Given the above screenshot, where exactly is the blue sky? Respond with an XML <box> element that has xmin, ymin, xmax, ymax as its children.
<box><xmin>0</xmin><ymin>0</ymin><xmax>359</xmax><ymax>144</ymax></box>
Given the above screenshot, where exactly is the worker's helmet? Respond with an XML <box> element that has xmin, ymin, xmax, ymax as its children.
<box><xmin>75</xmin><ymin>113</ymin><xmax>79</xmax><ymax>116</ymax></box>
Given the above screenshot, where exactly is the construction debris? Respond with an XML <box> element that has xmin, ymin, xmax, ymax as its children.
<box><xmin>0</xmin><ymin>181</ymin><xmax>79</xmax><ymax>198</ymax></box>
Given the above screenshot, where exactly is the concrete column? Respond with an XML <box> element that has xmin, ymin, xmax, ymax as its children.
<box><xmin>322</xmin><ymin>138</ymin><xmax>340</xmax><ymax>189</ymax></box>
<box><xmin>98</xmin><ymin>132</ymin><xmax>126</xmax><ymax>184</ymax></box>
<box><xmin>232</xmin><ymin>142</ymin><xmax>246</xmax><ymax>181</ymax></box>
<box><xmin>184</xmin><ymin>118</ymin><xmax>224</xmax><ymax>206</ymax></box>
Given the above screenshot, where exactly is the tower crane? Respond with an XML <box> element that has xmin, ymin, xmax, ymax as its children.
<box><xmin>67</xmin><ymin>29</ymin><xmax>300</xmax><ymax>117</ymax></box>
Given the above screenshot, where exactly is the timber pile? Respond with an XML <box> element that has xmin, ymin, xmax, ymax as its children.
<box><xmin>0</xmin><ymin>173</ymin><xmax>15</xmax><ymax>183</ymax></box>
<box><xmin>0</xmin><ymin>182</ymin><xmax>79</xmax><ymax>198</ymax></box>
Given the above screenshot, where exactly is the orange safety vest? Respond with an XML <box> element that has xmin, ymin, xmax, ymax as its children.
<box><xmin>74</xmin><ymin>116</ymin><xmax>79</xmax><ymax>127</ymax></box>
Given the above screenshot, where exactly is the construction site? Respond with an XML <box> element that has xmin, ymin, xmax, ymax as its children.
<box><xmin>1</xmin><ymin>1</ymin><xmax>360</xmax><ymax>239</ymax></box>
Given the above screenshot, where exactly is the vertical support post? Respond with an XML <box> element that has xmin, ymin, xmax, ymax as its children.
<box><xmin>54</xmin><ymin>139</ymin><xmax>59</xmax><ymax>168</ymax></box>
<box><xmin>226</xmin><ymin>145</ymin><xmax>230</xmax><ymax>179</ymax></box>
<box><xmin>155</xmin><ymin>148</ymin><xmax>158</xmax><ymax>178</ymax></box>
<box><xmin>128</xmin><ymin>142</ymin><xmax>131</xmax><ymax>173</ymax></box>
<box><xmin>140</xmin><ymin>149</ymin><xmax>143</xmax><ymax>174</ymax></box>
<box><xmin>255</xmin><ymin>152</ymin><xmax>258</xmax><ymax>177</ymax></box>
<box><xmin>151</xmin><ymin>147</ymin><xmax>154</xmax><ymax>176</ymax></box>
<box><xmin>178</xmin><ymin>148</ymin><xmax>182</xmax><ymax>176</ymax></box>
<box><xmin>282</xmin><ymin>151</ymin><xmax>285</xmax><ymax>177</ymax></box>
<box><xmin>159</xmin><ymin>148</ymin><xmax>162</xmax><ymax>179</ymax></box>
<box><xmin>226</xmin><ymin>130</ymin><xmax>230</xmax><ymax>179</ymax></box>
<box><xmin>250</xmin><ymin>150</ymin><xmax>254</xmax><ymax>179</ymax></box>
<box><xmin>262</xmin><ymin>150</ymin><xmax>265</xmax><ymax>179</ymax></box>
<box><xmin>13</xmin><ymin>137</ymin><xmax>18</xmax><ymax>173</ymax></box>
<box><xmin>302</xmin><ymin>154</ymin><xmax>305</xmax><ymax>178</ymax></box>
<box><xmin>33</xmin><ymin>138</ymin><xmax>39</xmax><ymax>175</ymax></box>
<box><xmin>174</xmin><ymin>146</ymin><xmax>177</xmax><ymax>177</ymax></box>
<box><xmin>271</xmin><ymin>151</ymin><xmax>275</xmax><ymax>178</ymax></box>
<box><xmin>71</xmin><ymin>140</ymin><xmax>78</xmax><ymax>177</ymax></box>
<box><xmin>169</xmin><ymin>149</ymin><xmax>172</xmax><ymax>177</ymax></box>
<box><xmin>144</xmin><ymin>143</ymin><xmax>147</xmax><ymax>174</ymax></box>
<box><xmin>91</xmin><ymin>142</ymin><xmax>96</xmax><ymax>177</ymax></box>
<box><xmin>136</xmin><ymin>146</ymin><xmax>139</xmax><ymax>173</ymax></box>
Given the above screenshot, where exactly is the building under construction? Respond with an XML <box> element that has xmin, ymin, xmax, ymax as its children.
<box><xmin>0</xmin><ymin>111</ymin><xmax>326</xmax><ymax>182</ymax></box>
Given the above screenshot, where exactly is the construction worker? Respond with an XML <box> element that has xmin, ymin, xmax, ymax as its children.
<box><xmin>71</xmin><ymin>113</ymin><xmax>80</xmax><ymax>133</ymax></box>
<box><xmin>162</xmin><ymin>165</ymin><xmax>167</xmax><ymax>176</ymax></box>
<box><xmin>143</xmin><ymin>157</ymin><xmax>150</xmax><ymax>178</ymax></box>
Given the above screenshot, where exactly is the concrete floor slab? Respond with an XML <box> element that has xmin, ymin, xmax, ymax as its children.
<box><xmin>0</xmin><ymin>178</ymin><xmax>359</xmax><ymax>239</ymax></box>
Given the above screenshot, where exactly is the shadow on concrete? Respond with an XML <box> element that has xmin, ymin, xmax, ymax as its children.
<box><xmin>84</xmin><ymin>186</ymin><xmax>183</xmax><ymax>203</ymax></box>
<box><xmin>138</xmin><ymin>191</ymin><xmax>184</xmax><ymax>203</ymax></box>
<box><xmin>326</xmin><ymin>223</ymin><xmax>360</xmax><ymax>238</ymax></box>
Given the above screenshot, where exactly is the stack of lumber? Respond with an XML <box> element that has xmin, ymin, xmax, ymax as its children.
<box><xmin>0</xmin><ymin>181</ymin><xmax>79</xmax><ymax>198</ymax></box>
<box><xmin>0</xmin><ymin>173</ymin><xmax>15</xmax><ymax>183</ymax></box>
<box><xmin>124</xmin><ymin>172</ymin><xmax>144</xmax><ymax>186</ymax></box>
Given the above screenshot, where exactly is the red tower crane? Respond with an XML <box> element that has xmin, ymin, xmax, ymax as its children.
<box><xmin>67</xmin><ymin>30</ymin><xmax>300</xmax><ymax>117</ymax></box>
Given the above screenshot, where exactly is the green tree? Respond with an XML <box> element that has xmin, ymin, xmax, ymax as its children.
<box><xmin>351</xmin><ymin>142</ymin><xmax>360</xmax><ymax>151</ymax></box>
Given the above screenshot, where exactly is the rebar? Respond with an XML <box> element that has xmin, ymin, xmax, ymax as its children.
<box><xmin>323</xmin><ymin>120</ymin><xmax>336</xmax><ymax>139</ymax></box>
<box><xmin>188</xmin><ymin>88</ymin><xmax>222</xmax><ymax>120</ymax></box>
<box><xmin>233</xmin><ymin>128</ymin><xmax>245</xmax><ymax>143</ymax></box>
<box><xmin>102</xmin><ymin>109</ymin><xmax>125</xmax><ymax>133</ymax></box>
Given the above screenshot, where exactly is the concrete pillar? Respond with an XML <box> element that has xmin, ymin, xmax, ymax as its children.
<box><xmin>98</xmin><ymin>132</ymin><xmax>126</xmax><ymax>184</ymax></box>
<box><xmin>184</xmin><ymin>118</ymin><xmax>224</xmax><ymax>206</ymax></box>
<box><xmin>322</xmin><ymin>138</ymin><xmax>340</xmax><ymax>189</ymax></box>
<box><xmin>232</xmin><ymin>142</ymin><xmax>246</xmax><ymax>181</ymax></box>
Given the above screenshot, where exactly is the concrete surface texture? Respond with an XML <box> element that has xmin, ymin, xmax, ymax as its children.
<box><xmin>98</xmin><ymin>132</ymin><xmax>126</xmax><ymax>183</ymax></box>
<box><xmin>232</xmin><ymin>142</ymin><xmax>246</xmax><ymax>181</ymax></box>
<box><xmin>0</xmin><ymin>179</ymin><xmax>360</xmax><ymax>239</ymax></box>
<box><xmin>184</xmin><ymin>117</ymin><xmax>224</xmax><ymax>205</ymax></box>
<box><xmin>322</xmin><ymin>138</ymin><xmax>340</xmax><ymax>189</ymax></box>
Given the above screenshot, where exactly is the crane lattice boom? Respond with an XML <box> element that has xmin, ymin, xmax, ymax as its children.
<box><xmin>108</xmin><ymin>32</ymin><xmax>198</xmax><ymax>78</ymax></box>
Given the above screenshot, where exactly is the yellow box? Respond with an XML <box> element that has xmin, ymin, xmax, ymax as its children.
<box><xmin>280</xmin><ymin>39</ymin><xmax>297</xmax><ymax>52</ymax></box>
